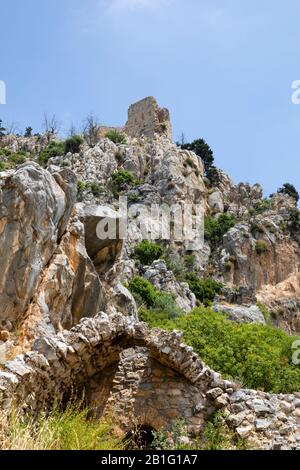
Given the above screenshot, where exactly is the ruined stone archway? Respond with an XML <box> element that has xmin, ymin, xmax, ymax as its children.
<box><xmin>1</xmin><ymin>312</ymin><xmax>300</xmax><ymax>449</ymax></box>
<box><xmin>0</xmin><ymin>313</ymin><xmax>232</xmax><ymax>435</ymax></box>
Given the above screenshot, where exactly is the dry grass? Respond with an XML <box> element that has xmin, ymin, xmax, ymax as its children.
<box><xmin>0</xmin><ymin>404</ymin><xmax>125</xmax><ymax>450</ymax></box>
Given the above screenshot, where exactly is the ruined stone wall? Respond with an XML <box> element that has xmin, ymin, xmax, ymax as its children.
<box><xmin>0</xmin><ymin>312</ymin><xmax>299</xmax><ymax>449</ymax></box>
<box><xmin>98</xmin><ymin>126</ymin><xmax>124</xmax><ymax>140</ymax></box>
<box><xmin>125</xmin><ymin>97</ymin><xmax>172</xmax><ymax>140</ymax></box>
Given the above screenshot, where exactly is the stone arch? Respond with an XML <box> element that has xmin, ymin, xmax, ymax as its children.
<box><xmin>0</xmin><ymin>313</ymin><xmax>234</xmax><ymax>435</ymax></box>
<box><xmin>1</xmin><ymin>312</ymin><xmax>300</xmax><ymax>448</ymax></box>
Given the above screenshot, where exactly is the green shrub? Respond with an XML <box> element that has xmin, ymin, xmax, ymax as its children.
<box><xmin>0</xmin><ymin>403</ymin><xmax>123</xmax><ymax>450</ymax></box>
<box><xmin>186</xmin><ymin>274</ymin><xmax>223</xmax><ymax>306</ymax></box>
<box><xmin>89</xmin><ymin>182</ymin><xmax>102</xmax><ymax>196</ymax></box>
<box><xmin>64</xmin><ymin>135</ymin><xmax>84</xmax><ymax>154</ymax></box>
<box><xmin>253</xmin><ymin>198</ymin><xmax>273</xmax><ymax>214</ymax></box>
<box><xmin>77</xmin><ymin>180</ymin><xmax>87</xmax><ymax>194</ymax></box>
<box><xmin>257</xmin><ymin>302</ymin><xmax>272</xmax><ymax>325</ymax></box>
<box><xmin>77</xmin><ymin>180</ymin><xmax>103</xmax><ymax>197</ymax></box>
<box><xmin>144</xmin><ymin>307</ymin><xmax>300</xmax><ymax>393</ymax></box>
<box><xmin>128</xmin><ymin>193</ymin><xmax>139</xmax><ymax>203</ymax></box>
<box><xmin>152</xmin><ymin>420</ymin><xmax>199</xmax><ymax>450</ymax></box>
<box><xmin>255</xmin><ymin>240</ymin><xmax>269</xmax><ymax>255</ymax></box>
<box><xmin>105</xmin><ymin>130</ymin><xmax>127</xmax><ymax>144</ymax></box>
<box><xmin>205</xmin><ymin>214</ymin><xmax>236</xmax><ymax>247</ymax></box>
<box><xmin>128</xmin><ymin>277</ymin><xmax>158</xmax><ymax>307</ymax></box>
<box><xmin>185</xmin><ymin>158</ymin><xmax>197</xmax><ymax>170</ymax></box>
<box><xmin>111</xmin><ymin>170</ymin><xmax>138</xmax><ymax>194</ymax></box>
<box><xmin>0</xmin><ymin>148</ymin><xmax>27</xmax><ymax>169</ymax></box>
<box><xmin>128</xmin><ymin>276</ymin><xmax>183</xmax><ymax>319</ymax></box>
<box><xmin>203</xmin><ymin>412</ymin><xmax>247</xmax><ymax>450</ymax></box>
<box><xmin>38</xmin><ymin>141</ymin><xmax>65</xmax><ymax>166</ymax></box>
<box><xmin>181</xmin><ymin>138</ymin><xmax>214</xmax><ymax>175</ymax></box>
<box><xmin>132</xmin><ymin>240</ymin><xmax>163</xmax><ymax>265</ymax></box>
<box><xmin>184</xmin><ymin>254</ymin><xmax>197</xmax><ymax>270</ymax></box>
<box><xmin>278</xmin><ymin>183</ymin><xmax>299</xmax><ymax>203</ymax></box>
<box><xmin>9</xmin><ymin>153</ymin><xmax>26</xmax><ymax>165</ymax></box>
<box><xmin>288</xmin><ymin>208</ymin><xmax>300</xmax><ymax>234</ymax></box>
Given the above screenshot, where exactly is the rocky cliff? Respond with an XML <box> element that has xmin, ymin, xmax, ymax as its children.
<box><xmin>1</xmin><ymin>99</ymin><xmax>300</xmax><ymax>450</ymax></box>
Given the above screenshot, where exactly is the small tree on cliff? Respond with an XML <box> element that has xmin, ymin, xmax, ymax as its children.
<box><xmin>181</xmin><ymin>138</ymin><xmax>214</xmax><ymax>175</ymax></box>
<box><xmin>24</xmin><ymin>126</ymin><xmax>33</xmax><ymax>138</ymax></box>
<box><xmin>0</xmin><ymin>120</ymin><xmax>5</xmax><ymax>140</ymax></box>
<box><xmin>278</xmin><ymin>183</ymin><xmax>299</xmax><ymax>203</ymax></box>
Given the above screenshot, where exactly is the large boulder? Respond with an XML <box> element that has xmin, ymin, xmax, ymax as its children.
<box><xmin>20</xmin><ymin>216</ymin><xmax>104</xmax><ymax>346</ymax></box>
<box><xmin>213</xmin><ymin>304</ymin><xmax>266</xmax><ymax>325</ymax></box>
<box><xmin>76</xmin><ymin>203</ymin><xmax>123</xmax><ymax>274</ymax></box>
<box><xmin>0</xmin><ymin>163</ymin><xmax>77</xmax><ymax>325</ymax></box>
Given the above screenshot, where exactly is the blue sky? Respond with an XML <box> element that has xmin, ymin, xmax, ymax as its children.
<box><xmin>1</xmin><ymin>0</ymin><xmax>300</xmax><ymax>196</ymax></box>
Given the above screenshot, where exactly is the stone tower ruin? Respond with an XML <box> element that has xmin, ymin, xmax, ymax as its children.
<box><xmin>125</xmin><ymin>96</ymin><xmax>172</xmax><ymax>140</ymax></box>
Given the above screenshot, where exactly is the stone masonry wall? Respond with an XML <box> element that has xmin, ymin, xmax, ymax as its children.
<box><xmin>125</xmin><ymin>97</ymin><xmax>172</xmax><ymax>140</ymax></box>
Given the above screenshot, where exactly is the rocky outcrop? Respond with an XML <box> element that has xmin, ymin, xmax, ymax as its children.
<box><xmin>19</xmin><ymin>216</ymin><xmax>104</xmax><ymax>346</ymax></box>
<box><xmin>142</xmin><ymin>260</ymin><xmax>196</xmax><ymax>312</ymax></box>
<box><xmin>213</xmin><ymin>304</ymin><xmax>266</xmax><ymax>325</ymax></box>
<box><xmin>76</xmin><ymin>203</ymin><xmax>123</xmax><ymax>274</ymax></box>
<box><xmin>0</xmin><ymin>163</ymin><xmax>77</xmax><ymax>326</ymax></box>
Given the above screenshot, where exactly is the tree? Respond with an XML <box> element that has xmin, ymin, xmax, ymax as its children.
<box><xmin>82</xmin><ymin>113</ymin><xmax>99</xmax><ymax>147</ymax></box>
<box><xmin>43</xmin><ymin>113</ymin><xmax>60</xmax><ymax>135</ymax></box>
<box><xmin>181</xmin><ymin>138</ymin><xmax>214</xmax><ymax>174</ymax></box>
<box><xmin>0</xmin><ymin>120</ymin><xmax>5</xmax><ymax>140</ymax></box>
<box><xmin>24</xmin><ymin>127</ymin><xmax>33</xmax><ymax>138</ymax></box>
<box><xmin>278</xmin><ymin>183</ymin><xmax>299</xmax><ymax>203</ymax></box>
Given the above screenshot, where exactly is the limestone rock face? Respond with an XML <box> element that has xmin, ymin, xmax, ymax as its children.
<box><xmin>20</xmin><ymin>216</ymin><xmax>104</xmax><ymax>345</ymax></box>
<box><xmin>213</xmin><ymin>304</ymin><xmax>266</xmax><ymax>325</ymax></box>
<box><xmin>142</xmin><ymin>260</ymin><xmax>196</xmax><ymax>312</ymax></box>
<box><xmin>0</xmin><ymin>163</ymin><xmax>77</xmax><ymax>325</ymax></box>
<box><xmin>76</xmin><ymin>203</ymin><xmax>123</xmax><ymax>274</ymax></box>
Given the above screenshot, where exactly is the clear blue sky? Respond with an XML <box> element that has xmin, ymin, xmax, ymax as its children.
<box><xmin>1</xmin><ymin>0</ymin><xmax>300</xmax><ymax>196</ymax></box>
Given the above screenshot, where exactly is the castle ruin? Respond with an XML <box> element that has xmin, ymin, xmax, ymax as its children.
<box><xmin>98</xmin><ymin>96</ymin><xmax>172</xmax><ymax>141</ymax></box>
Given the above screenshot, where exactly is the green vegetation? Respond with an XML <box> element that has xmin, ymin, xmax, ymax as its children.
<box><xmin>111</xmin><ymin>170</ymin><xmax>138</xmax><ymax>194</ymax></box>
<box><xmin>186</xmin><ymin>274</ymin><xmax>223</xmax><ymax>306</ymax></box>
<box><xmin>128</xmin><ymin>193</ymin><xmax>139</xmax><ymax>203</ymax></box>
<box><xmin>128</xmin><ymin>276</ymin><xmax>183</xmax><ymax>319</ymax></box>
<box><xmin>152</xmin><ymin>420</ymin><xmax>199</xmax><ymax>450</ymax></box>
<box><xmin>278</xmin><ymin>183</ymin><xmax>299</xmax><ymax>203</ymax></box>
<box><xmin>0</xmin><ymin>404</ymin><xmax>123</xmax><ymax>450</ymax></box>
<box><xmin>287</xmin><ymin>208</ymin><xmax>300</xmax><ymax>234</ymax></box>
<box><xmin>77</xmin><ymin>180</ymin><xmax>103</xmax><ymax>197</ymax></box>
<box><xmin>253</xmin><ymin>198</ymin><xmax>274</xmax><ymax>214</ymax></box>
<box><xmin>181</xmin><ymin>138</ymin><xmax>214</xmax><ymax>174</ymax></box>
<box><xmin>38</xmin><ymin>141</ymin><xmax>65</xmax><ymax>166</ymax></box>
<box><xmin>105</xmin><ymin>130</ymin><xmax>127</xmax><ymax>144</ymax></box>
<box><xmin>143</xmin><ymin>307</ymin><xmax>300</xmax><ymax>393</ymax></box>
<box><xmin>24</xmin><ymin>127</ymin><xmax>33</xmax><ymax>138</ymax></box>
<box><xmin>204</xmin><ymin>213</ymin><xmax>236</xmax><ymax>247</ymax></box>
<box><xmin>257</xmin><ymin>302</ymin><xmax>272</xmax><ymax>325</ymax></box>
<box><xmin>184</xmin><ymin>157</ymin><xmax>197</xmax><ymax>170</ymax></box>
<box><xmin>132</xmin><ymin>240</ymin><xmax>163</xmax><ymax>265</ymax></box>
<box><xmin>255</xmin><ymin>240</ymin><xmax>269</xmax><ymax>255</ymax></box>
<box><xmin>64</xmin><ymin>135</ymin><xmax>84</xmax><ymax>154</ymax></box>
<box><xmin>0</xmin><ymin>148</ymin><xmax>27</xmax><ymax>170</ymax></box>
<box><xmin>128</xmin><ymin>276</ymin><xmax>158</xmax><ymax>307</ymax></box>
<box><xmin>151</xmin><ymin>414</ymin><xmax>247</xmax><ymax>450</ymax></box>
<box><xmin>203</xmin><ymin>412</ymin><xmax>248</xmax><ymax>450</ymax></box>
<box><xmin>0</xmin><ymin>119</ymin><xmax>5</xmax><ymax>139</ymax></box>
